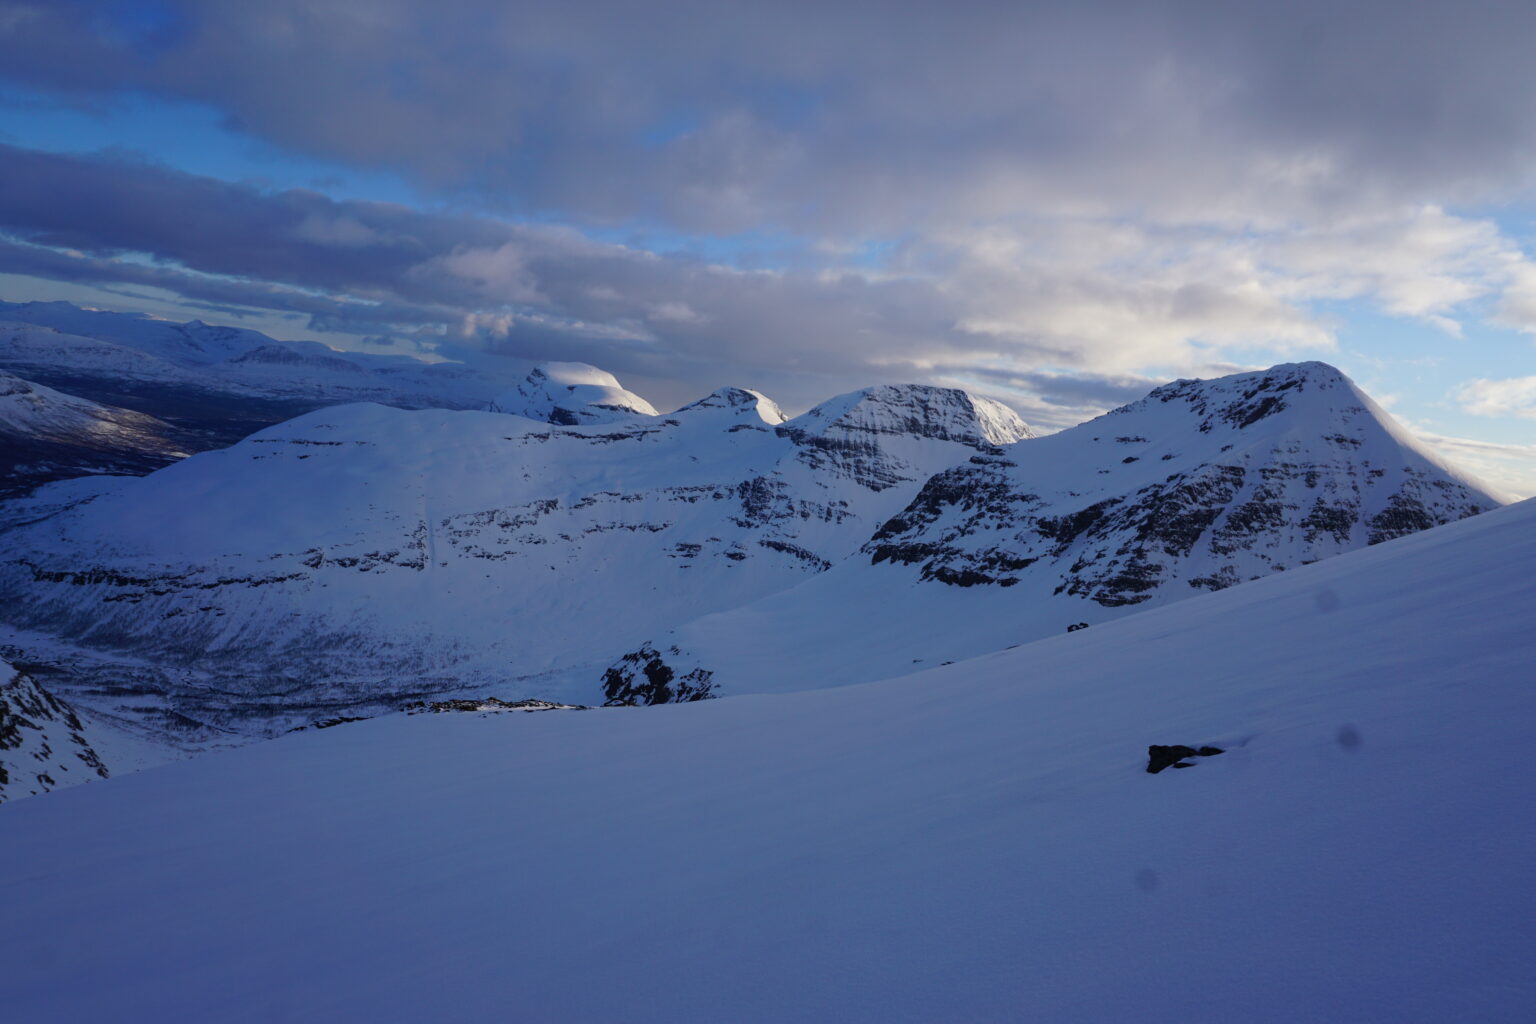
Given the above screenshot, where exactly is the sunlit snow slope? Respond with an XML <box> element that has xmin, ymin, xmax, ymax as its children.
<box><xmin>0</xmin><ymin>371</ymin><xmax>193</xmax><ymax>496</ymax></box>
<box><xmin>2</xmin><ymin>495</ymin><xmax>1531</xmax><ymax>1021</ymax></box>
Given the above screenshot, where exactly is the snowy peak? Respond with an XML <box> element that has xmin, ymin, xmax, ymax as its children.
<box><xmin>677</xmin><ymin>386</ymin><xmax>788</xmax><ymax>425</ymax></box>
<box><xmin>970</xmin><ymin>393</ymin><xmax>1038</xmax><ymax>446</ymax></box>
<box><xmin>0</xmin><ymin>374</ymin><xmax>1022</xmax><ymax>742</ymax></box>
<box><xmin>1125</xmin><ymin>361</ymin><xmax>1361</xmax><ymax>435</ymax></box>
<box><xmin>490</xmin><ymin>361</ymin><xmax>659</xmax><ymax>424</ymax></box>
<box><xmin>600</xmin><ymin>361</ymin><xmax>1501</xmax><ymax>706</ymax></box>
<box><xmin>867</xmin><ymin>361</ymin><xmax>1497</xmax><ymax>599</ymax></box>
<box><xmin>783</xmin><ymin>384</ymin><xmax>1033</xmax><ymax>449</ymax></box>
<box><xmin>0</xmin><ymin>370</ymin><xmax>132</xmax><ymax>435</ymax></box>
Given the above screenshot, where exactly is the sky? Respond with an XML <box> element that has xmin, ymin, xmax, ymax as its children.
<box><xmin>0</xmin><ymin>0</ymin><xmax>1534</xmax><ymax>495</ymax></box>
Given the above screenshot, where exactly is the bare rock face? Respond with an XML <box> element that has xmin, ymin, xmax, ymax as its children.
<box><xmin>1146</xmin><ymin>744</ymin><xmax>1224</xmax><ymax>774</ymax></box>
<box><xmin>602</xmin><ymin>644</ymin><xmax>715</xmax><ymax>706</ymax></box>
<box><xmin>0</xmin><ymin>660</ymin><xmax>109</xmax><ymax>804</ymax></box>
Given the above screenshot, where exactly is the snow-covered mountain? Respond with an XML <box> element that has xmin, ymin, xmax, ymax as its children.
<box><xmin>0</xmin><ymin>299</ymin><xmax>539</xmax><ymax>414</ymax></box>
<box><xmin>0</xmin><ymin>381</ymin><xmax>1030</xmax><ymax>746</ymax></box>
<box><xmin>489</xmin><ymin>361</ymin><xmax>660</xmax><ymax>423</ymax></box>
<box><xmin>0</xmin><ymin>300</ymin><xmax>274</xmax><ymax>365</ymax></box>
<box><xmin>0</xmin><ymin>658</ymin><xmax>109</xmax><ymax>803</ymax></box>
<box><xmin>602</xmin><ymin>362</ymin><xmax>1497</xmax><ymax>703</ymax></box>
<box><xmin>0</xmin><ymin>371</ymin><xmax>194</xmax><ymax>496</ymax></box>
<box><xmin>2</xmin><ymin>488</ymin><xmax>1530</xmax><ymax>1020</ymax></box>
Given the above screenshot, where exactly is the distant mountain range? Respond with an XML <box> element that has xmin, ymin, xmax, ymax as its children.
<box><xmin>0</xmin><ymin>300</ymin><xmax>586</xmax><ymax>494</ymax></box>
<box><xmin>0</xmin><ymin>372</ymin><xmax>1031</xmax><ymax>760</ymax></box>
<box><xmin>604</xmin><ymin>361</ymin><xmax>1496</xmax><ymax>703</ymax></box>
<box><xmin>0</xmin><ymin>341</ymin><xmax>1498</xmax><ymax>796</ymax></box>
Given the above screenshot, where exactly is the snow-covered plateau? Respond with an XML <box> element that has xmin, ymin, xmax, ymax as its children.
<box><xmin>2</xmin><ymin>485</ymin><xmax>1532</xmax><ymax>1021</ymax></box>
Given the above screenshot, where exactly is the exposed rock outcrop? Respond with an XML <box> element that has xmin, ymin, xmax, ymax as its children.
<box><xmin>0</xmin><ymin>660</ymin><xmax>109</xmax><ymax>803</ymax></box>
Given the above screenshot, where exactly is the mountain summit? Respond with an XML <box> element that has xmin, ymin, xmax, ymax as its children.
<box><xmin>489</xmin><ymin>362</ymin><xmax>659</xmax><ymax>424</ymax></box>
<box><xmin>601</xmin><ymin>362</ymin><xmax>1497</xmax><ymax>703</ymax></box>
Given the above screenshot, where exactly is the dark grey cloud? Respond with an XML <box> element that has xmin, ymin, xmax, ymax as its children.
<box><xmin>948</xmin><ymin>366</ymin><xmax>1159</xmax><ymax>411</ymax></box>
<box><xmin>4</xmin><ymin>140</ymin><xmax>1527</xmax><ymax>419</ymax></box>
<box><xmin>0</xmin><ymin>144</ymin><xmax>1016</xmax><ymax>412</ymax></box>
<box><xmin>6</xmin><ymin>4</ymin><xmax>1536</xmax><ymax>436</ymax></box>
<box><xmin>5</xmin><ymin>1</ymin><xmax>1536</xmax><ymax>232</ymax></box>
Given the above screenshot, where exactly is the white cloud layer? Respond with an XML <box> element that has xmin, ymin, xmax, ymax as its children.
<box><xmin>1457</xmin><ymin>377</ymin><xmax>1536</xmax><ymax>419</ymax></box>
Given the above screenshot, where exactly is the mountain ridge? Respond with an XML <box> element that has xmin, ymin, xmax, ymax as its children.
<box><xmin>599</xmin><ymin>361</ymin><xmax>1498</xmax><ymax>703</ymax></box>
<box><xmin>0</xmin><ymin>377</ymin><xmax>1032</xmax><ymax>758</ymax></box>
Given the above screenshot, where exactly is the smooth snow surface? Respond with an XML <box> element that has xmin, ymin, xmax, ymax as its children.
<box><xmin>3</xmin><ymin>498</ymin><xmax>1533</xmax><ymax>1021</ymax></box>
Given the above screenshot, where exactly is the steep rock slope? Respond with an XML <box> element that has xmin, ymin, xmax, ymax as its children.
<box><xmin>2</xmin><ymin>497</ymin><xmax>1531</xmax><ymax>1021</ymax></box>
<box><xmin>609</xmin><ymin>363</ymin><xmax>1497</xmax><ymax>702</ymax></box>
<box><xmin>0</xmin><ymin>383</ymin><xmax>1027</xmax><ymax>742</ymax></box>
<box><xmin>0</xmin><ymin>371</ymin><xmax>195</xmax><ymax>497</ymax></box>
<box><xmin>0</xmin><ymin>659</ymin><xmax>109</xmax><ymax>804</ymax></box>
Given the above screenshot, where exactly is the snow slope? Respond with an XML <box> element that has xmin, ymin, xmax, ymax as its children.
<box><xmin>1</xmin><ymin>495</ymin><xmax>1531</xmax><ymax>1021</ymax></box>
<box><xmin>0</xmin><ymin>383</ymin><xmax>1026</xmax><ymax>743</ymax></box>
<box><xmin>0</xmin><ymin>370</ymin><xmax>194</xmax><ymax>496</ymax></box>
<box><xmin>614</xmin><ymin>362</ymin><xmax>1498</xmax><ymax>701</ymax></box>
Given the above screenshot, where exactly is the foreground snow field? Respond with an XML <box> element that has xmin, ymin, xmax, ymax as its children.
<box><xmin>1</xmin><ymin>496</ymin><xmax>1532</xmax><ymax>1021</ymax></box>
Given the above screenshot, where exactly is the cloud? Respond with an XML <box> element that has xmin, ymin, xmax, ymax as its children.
<box><xmin>8</xmin><ymin>1</ymin><xmax>1536</xmax><ymax>235</ymax></box>
<box><xmin>1457</xmin><ymin>376</ymin><xmax>1536</xmax><ymax>419</ymax></box>
<box><xmin>1412</xmin><ymin>429</ymin><xmax>1536</xmax><ymax>500</ymax></box>
<box><xmin>1</xmin><ymin>142</ymin><xmax>1533</xmax><ymax>419</ymax></box>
